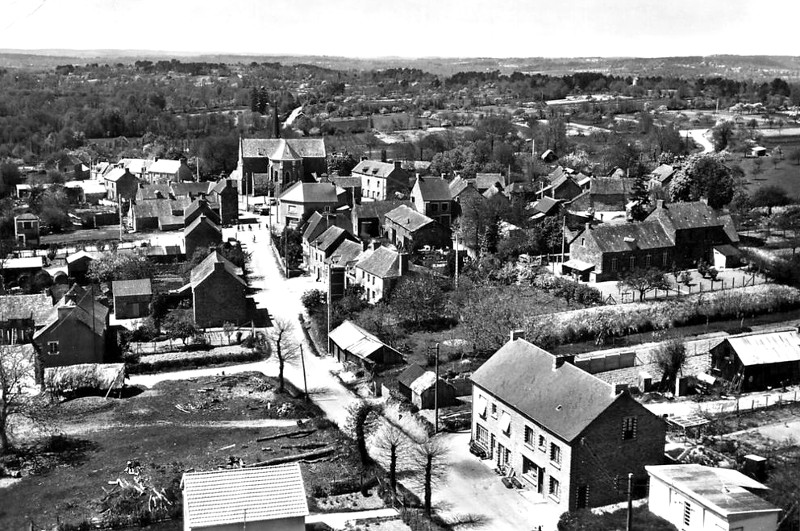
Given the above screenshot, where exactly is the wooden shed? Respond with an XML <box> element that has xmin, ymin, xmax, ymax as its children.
<box><xmin>710</xmin><ymin>330</ymin><xmax>800</xmax><ymax>392</ymax></box>
<box><xmin>328</xmin><ymin>320</ymin><xmax>403</xmax><ymax>371</ymax></box>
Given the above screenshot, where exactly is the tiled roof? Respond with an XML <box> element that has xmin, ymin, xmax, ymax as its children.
<box><xmin>471</xmin><ymin>338</ymin><xmax>619</xmax><ymax>442</ymax></box>
<box><xmin>190</xmin><ymin>250</ymin><xmax>246</xmax><ymax>288</ymax></box>
<box><xmin>352</xmin><ymin>160</ymin><xmax>399</xmax><ymax>178</ymax></box>
<box><xmin>112</xmin><ymin>278</ymin><xmax>152</xmax><ymax>298</ymax></box>
<box><xmin>0</xmin><ymin>294</ymin><xmax>53</xmax><ymax>325</ymax></box>
<box><xmin>326</xmin><ymin>239</ymin><xmax>363</xmax><ymax>266</ymax></box>
<box><xmin>414</xmin><ymin>177</ymin><xmax>452</xmax><ymax>202</ymax></box>
<box><xmin>646</xmin><ymin>465</ymin><xmax>778</xmax><ymax>517</ymax></box>
<box><xmin>185</xmin><ymin>215</ymin><xmax>222</xmax><ymax>238</ymax></box>
<box><xmin>328</xmin><ymin>320</ymin><xmax>387</xmax><ymax>361</ymax></box>
<box><xmin>279</xmin><ymin>182</ymin><xmax>338</xmax><ymax>204</ymax></box>
<box><xmin>241</xmin><ymin>138</ymin><xmax>326</xmax><ymax>159</ymax></box>
<box><xmin>181</xmin><ymin>464</ymin><xmax>308</xmax><ymax>528</ymax></box>
<box><xmin>584</xmin><ymin>220</ymin><xmax>674</xmax><ymax>253</ymax></box>
<box><xmin>384</xmin><ymin>205</ymin><xmax>434</xmax><ymax>233</ymax></box>
<box><xmin>355</xmin><ymin>245</ymin><xmax>401</xmax><ymax>278</ymax></box>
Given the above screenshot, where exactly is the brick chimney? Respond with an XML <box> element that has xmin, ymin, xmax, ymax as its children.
<box><xmin>553</xmin><ymin>354</ymin><xmax>575</xmax><ymax>370</ymax></box>
<box><xmin>399</xmin><ymin>252</ymin><xmax>409</xmax><ymax>275</ymax></box>
<box><xmin>510</xmin><ymin>329</ymin><xmax>525</xmax><ymax>342</ymax></box>
<box><xmin>394</xmin><ymin>160</ymin><xmax>402</xmax><ymax>170</ymax></box>
<box><xmin>656</xmin><ymin>199</ymin><xmax>665</xmax><ymax>210</ymax></box>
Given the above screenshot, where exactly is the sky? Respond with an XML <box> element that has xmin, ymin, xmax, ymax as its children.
<box><xmin>1</xmin><ymin>0</ymin><xmax>799</xmax><ymax>58</ymax></box>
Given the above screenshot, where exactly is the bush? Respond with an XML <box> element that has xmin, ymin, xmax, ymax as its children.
<box><xmin>127</xmin><ymin>346</ymin><xmax>268</xmax><ymax>374</ymax></box>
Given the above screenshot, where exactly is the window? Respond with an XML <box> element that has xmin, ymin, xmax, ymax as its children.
<box><xmin>629</xmin><ymin>256</ymin><xmax>635</xmax><ymax>270</ymax></box>
<box><xmin>662</xmin><ymin>251</ymin><xmax>669</xmax><ymax>266</ymax></box>
<box><xmin>683</xmin><ymin>501</ymin><xmax>692</xmax><ymax>527</ymax></box>
<box><xmin>622</xmin><ymin>416</ymin><xmax>638</xmax><ymax>440</ymax></box>
<box><xmin>524</xmin><ymin>426</ymin><xmax>534</xmax><ymax>446</ymax></box>
<box><xmin>288</xmin><ymin>204</ymin><xmax>297</xmax><ymax>213</ymax></box>
<box><xmin>522</xmin><ymin>455</ymin><xmax>536</xmax><ymax>476</ymax></box>
<box><xmin>441</xmin><ymin>203</ymin><xmax>448</xmax><ymax>212</ymax></box>
<box><xmin>538</xmin><ymin>434</ymin><xmax>546</xmax><ymax>451</ymax></box>
<box><xmin>476</xmin><ymin>395</ymin><xmax>487</xmax><ymax>419</ymax></box>
<box><xmin>476</xmin><ymin>424</ymin><xmax>488</xmax><ymax>447</ymax></box>
<box><xmin>47</xmin><ymin>341</ymin><xmax>59</xmax><ymax>355</ymax></box>
<box><xmin>500</xmin><ymin>412</ymin><xmax>511</xmax><ymax>436</ymax></box>
<box><xmin>550</xmin><ymin>443</ymin><xmax>561</xmax><ymax>466</ymax></box>
<box><xmin>549</xmin><ymin>476</ymin><xmax>560</xmax><ymax>499</ymax></box>
<box><xmin>491</xmin><ymin>403</ymin><xmax>497</xmax><ymax>418</ymax></box>
<box><xmin>581</xmin><ymin>237</ymin><xmax>585</xmax><ymax>246</ymax></box>
<box><xmin>430</xmin><ymin>203</ymin><xmax>438</xmax><ymax>213</ymax></box>
<box><xmin>645</xmin><ymin>254</ymin><xmax>651</xmax><ymax>268</ymax></box>
<box><xmin>22</xmin><ymin>221</ymin><xmax>33</xmax><ymax>229</ymax></box>
<box><xmin>610</xmin><ymin>258</ymin><xmax>618</xmax><ymax>272</ymax></box>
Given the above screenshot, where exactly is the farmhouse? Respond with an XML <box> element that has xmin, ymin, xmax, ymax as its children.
<box><xmin>646</xmin><ymin>464</ymin><xmax>780</xmax><ymax>531</ymax></box>
<box><xmin>278</xmin><ymin>181</ymin><xmax>341</xmax><ymax>228</ymax></box>
<box><xmin>351</xmin><ymin>200</ymin><xmax>413</xmax><ymax>239</ymax></box>
<box><xmin>411</xmin><ymin>176</ymin><xmax>453</xmax><ymax>228</ymax></box>
<box><xmin>206</xmin><ymin>178</ymin><xmax>239</xmax><ymax>225</ymax></box>
<box><xmin>181</xmin><ymin>463</ymin><xmax>308</xmax><ymax>531</ymax></box>
<box><xmin>307</xmin><ymin>225</ymin><xmax>357</xmax><ymax>281</ymax></box>
<box><xmin>471</xmin><ymin>333</ymin><xmax>665</xmax><ymax>512</ymax></box>
<box><xmin>352</xmin><ymin>246</ymin><xmax>408</xmax><ymax>304</ymax></box>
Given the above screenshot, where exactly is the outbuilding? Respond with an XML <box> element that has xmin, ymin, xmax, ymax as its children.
<box><xmin>328</xmin><ymin>320</ymin><xmax>403</xmax><ymax>371</ymax></box>
<box><xmin>710</xmin><ymin>329</ymin><xmax>800</xmax><ymax>392</ymax></box>
<box><xmin>112</xmin><ymin>279</ymin><xmax>153</xmax><ymax>319</ymax></box>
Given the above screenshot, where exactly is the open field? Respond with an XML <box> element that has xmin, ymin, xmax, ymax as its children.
<box><xmin>738</xmin><ymin>153</ymin><xmax>800</xmax><ymax>198</ymax></box>
<box><xmin>0</xmin><ymin>373</ymin><xmax>363</xmax><ymax>530</ymax></box>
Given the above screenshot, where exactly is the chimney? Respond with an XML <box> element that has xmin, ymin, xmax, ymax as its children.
<box><xmin>394</xmin><ymin>160</ymin><xmax>402</xmax><ymax>170</ymax></box>
<box><xmin>214</xmin><ymin>261</ymin><xmax>226</xmax><ymax>272</ymax></box>
<box><xmin>553</xmin><ymin>354</ymin><xmax>575</xmax><ymax>370</ymax></box>
<box><xmin>584</xmin><ymin>222</ymin><xmax>591</xmax><ymax>232</ymax></box>
<box><xmin>510</xmin><ymin>329</ymin><xmax>525</xmax><ymax>342</ymax></box>
<box><xmin>398</xmin><ymin>252</ymin><xmax>409</xmax><ymax>275</ymax></box>
<box><xmin>381</xmin><ymin>149</ymin><xmax>387</xmax><ymax>162</ymax></box>
<box><xmin>656</xmin><ymin>199</ymin><xmax>665</xmax><ymax>210</ymax></box>
<box><xmin>57</xmin><ymin>304</ymin><xmax>74</xmax><ymax>322</ymax></box>
<box><xmin>699</xmin><ymin>197</ymin><xmax>708</xmax><ymax>205</ymax></box>
<box><xmin>361</xmin><ymin>156</ymin><xmax>368</xmax><ymax>161</ymax></box>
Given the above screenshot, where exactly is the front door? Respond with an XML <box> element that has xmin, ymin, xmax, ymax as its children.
<box><xmin>496</xmin><ymin>444</ymin><xmax>505</xmax><ymax>467</ymax></box>
<box><xmin>537</xmin><ymin>467</ymin><xmax>545</xmax><ymax>494</ymax></box>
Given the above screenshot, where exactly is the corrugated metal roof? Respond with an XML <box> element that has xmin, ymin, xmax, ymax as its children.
<box><xmin>182</xmin><ymin>463</ymin><xmax>308</xmax><ymax>528</ymax></box>
<box><xmin>410</xmin><ymin>371</ymin><xmax>438</xmax><ymax>394</ymax></box>
<box><xmin>328</xmin><ymin>320</ymin><xmax>385</xmax><ymax>361</ymax></box>
<box><xmin>727</xmin><ymin>331</ymin><xmax>800</xmax><ymax>366</ymax></box>
<box><xmin>646</xmin><ymin>464</ymin><xmax>779</xmax><ymax>517</ymax></box>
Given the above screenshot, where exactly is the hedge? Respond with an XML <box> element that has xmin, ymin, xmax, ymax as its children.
<box><xmin>525</xmin><ymin>284</ymin><xmax>800</xmax><ymax>348</ymax></box>
<box><xmin>127</xmin><ymin>346</ymin><xmax>268</xmax><ymax>374</ymax></box>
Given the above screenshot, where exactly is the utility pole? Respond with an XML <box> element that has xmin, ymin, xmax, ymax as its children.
<box><xmin>434</xmin><ymin>343</ymin><xmax>440</xmax><ymax>433</ymax></box>
<box><xmin>626</xmin><ymin>472</ymin><xmax>633</xmax><ymax>531</ymax></box>
<box><xmin>453</xmin><ymin>234</ymin><xmax>459</xmax><ymax>289</ymax></box>
<box><xmin>299</xmin><ymin>345</ymin><xmax>308</xmax><ymax>402</ymax></box>
<box><xmin>117</xmin><ymin>195</ymin><xmax>123</xmax><ymax>241</ymax></box>
<box><xmin>560</xmin><ymin>214</ymin><xmax>566</xmax><ymax>266</ymax></box>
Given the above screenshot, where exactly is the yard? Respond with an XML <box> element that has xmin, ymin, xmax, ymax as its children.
<box><xmin>0</xmin><ymin>373</ymin><xmax>365</xmax><ymax>530</ymax></box>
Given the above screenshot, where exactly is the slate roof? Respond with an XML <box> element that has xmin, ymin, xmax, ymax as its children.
<box><xmin>398</xmin><ymin>363</ymin><xmax>427</xmax><ymax>388</ymax></box>
<box><xmin>190</xmin><ymin>250</ymin><xmax>246</xmax><ymax>288</ymax></box>
<box><xmin>241</xmin><ymin>138</ymin><xmax>326</xmax><ymax>159</ymax></box>
<box><xmin>352</xmin><ymin>160</ymin><xmax>399</xmax><ymax>178</ymax></box>
<box><xmin>171</xmin><ymin>182</ymin><xmax>208</xmax><ymax>197</ymax></box>
<box><xmin>302</xmin><ymin>212</ymin><xmax>352</xmax><ymax>243</ymax></box>
<box><xmin>15</xmin><ymin>212</ymin><xmax>39</xmax><ymax>221</ymax></box>
<box><xmin>724</xmin><ymin>330</ymin><xmax>800</xmax><ymax>366</ymax></box>
<box><xmin>0</xmin><ymin>294</ymin><xmax>53</xmax><ymax>325</ymax></box>
<box><xmin>136</xmin><ymin>184</ymin><xmax>173</xmax><ymax>201</ymax></box>
<box><xmin>330</xmin><ymin>175</ymin><xmax>362</xmax><ymax>188</ymax></box>
<box><xmin>112</xmin><ymin>279</ymin><xmax>153</xmax><ymax>298</ymax></box>
<box><xmin>355</xmin><ymin>245</ymin><xmax>401</xmax><ymax>278</ymax></box>
<box><xmin>414</xmin><ymin>177</ymin><xmax>452</xmax><ymax>202</ymax></box>
<box><xmin>384</xmin><ymin>205</ymin><xmax>434</xmax><ymax>233</ymax></box>
<box><xmin>584</xmin><ymin>221</ymin><xmax>674</xmax><ymax>253</ymax></box>
<box><xmin>591</xmin><ymin>177</ymin><xmax>635</xmax><ymax>195</ymax></box>
<box><xmin>279</xmin><ymin>181</ymin><xmax>338</xmax><ymax>204</ymax></box>
<box><xmin>208</xmin><ymin>179</ymin><xmax>233</xmax><ymax>194</ymax></box>
<box><xmin>353</xmin><ymin>200</ymin><xmax>413</xmax><ymax>220</ymax></box>
<box><xmin>147</xmin><ymin>159</ymin><xmax>182</xmax><ymax>175</ymax></box>
<box><xmin>448</xmin><ymin>175</ymin><xmax>471</xmax><ymax>198</ymax></box>
<box><xmin>648</xmin><ymin>201</ymin><xmax>725</xmax><ymax>232</ymax></box>
<box><xmin>328</xmin><ymin>320</ymin><xmax>388</xmax><ymax>361</ymax></box>
<box><xmin>409</xmin><ymin>371</ymin><xmax>439</xmax><ymax>394</ymax></box>
<box><xmin>184</xmin><ymin>199</ymin><xmax>221</xmax><ymax>225</ymax></box>
<box><xmin>269</xmin><ymin>139</ymin><xmax>302</xmax><ymax>161</ymax></box>
<box><xmin>475</xmin><ymin>173</ymin><xmax>505</xmax><ymax>190</ymax></box>
<box><xmin>181</xmin><ymin>464</ymin><xmax>308</xmax><ymax>529</ymax></box>
<box><xmin>483</xmin><ymin>183</ymin><xmax>506</xmax><ymax>199</ymax></box>
<box><xmin>133</xmin><ymin>199</ymin><xmax>172</xmax><ymax>219</ymax></box>
<box><xmin>118</xmin><ymin>158</ymin><xmax>150</xmax><ymax>174</ymax></box>
<box><xmin>1</xmin><ymin>256</ymin><xmax>44</xmax><ymax>270</ymax></box>
<box><xmin>532</xmin><ymin>196</ymin><xmax>562</xmax><ymax>215</ymax></box>
<box><xmin>646</xmin><ymin>465</ymin><xmax>779</xmax><ymax>518</ymax></box>
<box><xmin>312</xmin><ymin>226</ymin><xmax>350</xmax><ymax>253</ymax></box>
<box><xmin>35</xmin><ymin>285</ymin><xmax>109</xmax><ymax>339</ymax></box>
<box><xmin>103</xmin><ymin>167</ymin><xmax>127</xmax><ymax>182</ymax></box>
<box><xmin>650</xmin><ymin>164</ymin><xmax>676</xmax><ymax>183</ymax></box>
<box><xmin>326</xmin><ymin>239</ymin><xmax>363</xmax><ymax>266</ymax></box>
<box><xmin>185</xmin><ymin>215</ymin><xmax>222</xmax><ymax>238</ymax></box>
<box><xmin>471</xmin><ymin>338</ymin><xmax>619</xmax><ymax>442</ymax></box>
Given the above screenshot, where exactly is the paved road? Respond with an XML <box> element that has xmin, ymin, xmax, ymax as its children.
<box><xmin>683</xmin><ymin>128</ymin><xmax>714</xmax><ymax>153</ymax></box>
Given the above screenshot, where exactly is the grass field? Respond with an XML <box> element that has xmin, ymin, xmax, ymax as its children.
<box><xmin>738</xmin><ymin>152</ymin><xmax>800</xmax><ymax>198</ymax></box>
<box><xmin>0</xmin><ymin>373</ymin><xmax>362</xmax><ymax>530</ymax></box>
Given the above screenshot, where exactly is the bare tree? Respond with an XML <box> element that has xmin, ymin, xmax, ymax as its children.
<box><xmin>373</xmin><ymin>421</ymin><xmax>410</xmax><ymax>495</ymax></box>
<box><xmin>0</xmin><ymin>344</ymin><xmax>38</xmax><ymax>453</ymax></box>
<box><xmin>268</xmin><ymin>318</ymin><xmax>299</xmax><ymax>393</ymax></box>
<box><xmin>413</xmin><ymin>436</ymin><xmax>449</xmax><ymax>517</ymax></box>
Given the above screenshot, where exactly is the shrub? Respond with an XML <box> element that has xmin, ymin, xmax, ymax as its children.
<box><xmin>127</xmin><ymin>346</ymin><xmax>268</xmax><ymax>374</ymax></box>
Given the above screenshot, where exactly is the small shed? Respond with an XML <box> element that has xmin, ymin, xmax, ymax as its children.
<box><xmin>397</xmin><ymin>363</ymin><xmax>427</xmax><ymax>402</ymax></box>
<box><xmin>112</xmin><ymin>279</ymin><xmax>153</xmax><ymax>319</ymax></box>
<box><xmin>710</xmin><ymin>330</ymin><xmax>800</xmax><ymax>392</ymax></box>
<box><xmin>713</xmin><ymin>244</ymin><xmax>741</xmax><ymax>270</ymax></box>
<box><xmin>562</xmin><ymin>258</ymin><xmax>595</xmax><ymax>281</ymax></box>
<box><xmin>398</xmin><ymin>364</ymin><xmax>457</xmax><ymax>410</ymax></box>
<box><xmin>328</xmin><ymin>320</ymin><xmax>403</xmax><ymax>371</ymax></box>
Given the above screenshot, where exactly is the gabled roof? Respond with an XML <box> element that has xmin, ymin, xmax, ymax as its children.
<box><xmin>15</xmin><ymin>212</ymin><xmax>39</xmax><ymax>221</ymax></box>
<box><xmin>208</xmin><ymin>179</ymin><xmax>234</xmax><ymax>194</ymax></box>
<box><xmin>384</xmin><ymin>205</ymin><xmax>434</xmax><ymax>233</ymax></box>
<box><xmin>409</xmin><ymin>371</ymin><xmax>440</xmax><ymax>394</ymax></box>
<box><xmin>330</xmin><ymin>175</ymin><xmax>361</xmax><ymax>189</ymax></box>
<box><xmin>355</xmin><ymin>245</ymin><xmax>401</xmax><ymax>278</ymax></box>
<box><xmin>582</xmin><ymin>221</ymin><xmax>673</xmax><ymax>253</ymax></box>
<box><xmin>414</xmin><ymin>177</ymin><xmax>452</xmax><ymax>202</ymax></box>
<box><xmin>650</xmin><ymin>164</ymin><xmax>676</xmax><ymax>183</ymax></box>
<box><xmin>1</xmin><ymin>256</ymin><xmax>44</xmax><ymax>270</ymax></box>
<box><xmin>66</xmin><ymin>250</ymin><xmax>102</xmax><ymax>264</ymax></box>
<box><xmin>648</xmin><ymin>201</ymin><xmax>725</xmax><ymax>232</ymax></box>
<box><xmin>550</xmin><ymin>173</ymin><xmax>577</xmax><ymax>191</ymax></box>
<box><xmin>136</xmin><ymin>184</ymin><xmax>172</xmax><ymax>201</ymax></box>
<box><xmin>448</xmin><ymin>175</ymin><xmax>471</xmax><ymax>198</ymax></box>
<box><xmin>532</xmin><ymin>196</ymin><xmax>562</xmax><ymax>215</ymax></box>
<box><xmin>475</xmin><ymin>173</ymin><xmax>505</xmax><ymax>190</ymax></box>
<box><xmin>483</xmin><ymin>183</ymin><xmax>506</xmax><ymax>199</ymax></box>
<box><xmin>646</xmin><ymin>464</ymin><xmax>778</xmax><ymax>518</ymax></box>
<box><xmin>352</xmin><ymin>160</ymin><xmax>400</xmax><ymax>178</ymax></box>
<box><xmin>0</xmin><ymin>293</ymin><xmax>53</xmax><ymax>325</ymax></box>
<box><xmin>118</xmin><ymin>158</ymin><xmax>150</xmax><ymax>174</ymax></box>
<box><xmin>241</xmin><ymin>138</ymin><xmax>326</xmax><ymax>159</ymax></box>
<box><xmin>353</xmin><ymin>200</ymin><xmax>413</xmax><ymax>220</ymax></box>
<box><xmin>133</xmin><ymin>198</ymin><xmax>173</xmax><ymax>219</ymax></box>
<box><xmin>312</xmin><ymin>226</ymin><xmax>351</xmax><ymax>253</ymax></box>
<box><xmin>112</xmin><ymin>278</ymin><xmax>152</xmax><ymax>298</ymax></box>
<box><xmin>326</xmin><ymin>239</ymin><xmax>363</xmax><ymax>266</ymax></box>
<box><xmin>147</xmin><ymin>159</ymin><xmax>182</xmax><ymax>175</ymax></box>
<box><xmin>328</xmin><ymin>320</ymin><xmax>389</xmax><ymax>361</ymax></box>
<box><xmin>270</xmin><ymin>139</ymin><xmax>302</xmax><ymax>161</ymax></box>
<box><xmin>34</xmin><ymin>285</ymin><xmax>109</xmax><ymax>340</ymax></box>
<box><xmin>471</xmin><ymin>338</ymin><xmax>620</xmax><ymax>442</ymax></box>
<box><xmin>190</xmin><ymin>250</ymin><xmax>245</xmax><ymax>288</ymax></box>
<box><xmin>184</xmin><ymin>199</ymin><xmax>221</xmax><ymax>225</ymax></box>
<box><xmin>302</xmin><ymin>212</ymin><xmax>352</xmax><ymax>243</ymax></box>
<box><xmin>181</xmin><ymin>464</ymin><xmax>308</xmax><ymax>529</ymax></box>
<box><xmin>398</xmin><ymin>363</ymin><xmax>427</xmax><ymax>388</ymax></box>
<box><xmin>279</xmin><ymin>181</ymin><xmax>338</xmax><ymax>204</ymax></box>
<box><xmin>724</xmin><ymin>330</ymin><xmax>800</xmax><ymax>366</ymax></box>
<box><xmin>104</xmin><ymin>167</ymin><xmax>130</xmax><ymax>183</ymax></box>
<box><xmin>591</xmin><ymin>177</ymin><xmax>635</xmax><ymax>195</ymax></box>
<box><xmin>185</xmin><ymin>215</ymin><xmax>222</xmax><ymax>239</ymax></box>
<box><xmin>171</xmin><ymin>182</ymin><xmax>208</xmax><ymax>197</ymax></box>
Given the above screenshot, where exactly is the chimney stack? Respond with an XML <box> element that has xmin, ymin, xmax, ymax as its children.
<box><xmin>399</xmin><ymin>252</ymin><xmax>409</xmax><ymax>275</ymax></box>
<box><xmin>585</xmin><ymin>222</ymin><xmax>591</xmax><ymax>232</ymax></box>
<box><xmin>510</xmin><ymin>329</ymin><xmax>525</xmax><ymax>342</ymax></box>
<box><xmin>394</xmin><ymin>160</ymin><xmax>402</xmax><ymax>170</ymax></box>
<box><xmin>554</xmin><ymin>354</ymin><xmax>574</xmax><ymax>370</ymax></box>
<box><xmin>656</xmin><ymin>199</ymin><xmax>665</xmax><ymax>209</ymax></box>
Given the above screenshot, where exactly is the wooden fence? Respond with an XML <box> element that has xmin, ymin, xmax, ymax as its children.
<box><xmin>607</xmin><ymin>271</ymin><xmax>762</xmax><ymax>305</ymax></box>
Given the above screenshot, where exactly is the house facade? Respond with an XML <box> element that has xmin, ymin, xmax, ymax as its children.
<box><xmin>14</xmin><ymin>213</ymin><xmax>40</xmax><ymax>246</ymax></box>
<box><xmin>352</xmin><ymin>160</ymin><xmax>411</xmax><ymax>201</ymax></box>
<box><xmin>278</xmin><ymin>182</ymin><xmax>340</xmax><ymax>228</ymax></box>
<box><xmin>471</xmin><ymin>334</ymin><xmax>665</xmax><ymax>512</ymax></box>
<box><xmin>352</xmin><ymin>246</ymin><xmax>407</xmax><ymax>304</ymax></box>
<box><xmin>307</xmin><ymin>226</ymin><xmax>357</xmax><ymax>280</ymax></box>
<box><xmin>384</xmin><ymin>205</ymin><xmax>452</xmax><ymax>252</ymax></box>
<box><xmin>207</xmin><ymin>179</ymin><xmax>239</xmax><ymax>225</ymax></box>
<box><xmin>710</xmin><ymin>330</ymin><xmax>800</xmax><ymax>392</ymax></box>
<box><xmin>411</xmin><ymin>176</ymin><xmax>453</xmax><ymax>228</ymax></box>
<box><xmin>0</xmin><ymin>293</ymin><xmax>52</xmax><ymax>344</ymax></box>
<box><xmin>190</xmin><ymin>251</ymin><xmax>248</xmax><ymax>328</ymax></box>
<box><xmin>112</xmin><ymin>279</ymin><xmax>153</xmax><ymax>319</ymax></box>
<box><xmin>184</xmin><ymin>216</ymin><xmax>222</xmax><ymax>258</ymax></box>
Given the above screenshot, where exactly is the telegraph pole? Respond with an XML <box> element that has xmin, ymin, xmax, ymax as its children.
<box><xmin>626</xmin><ymin>473</ymin><xmax>633</xmax><ymax>531</ymax></box>
<box><xmin>434</xmin><ymin>343</ymin><xmax>440</xmax><ymax>433</ymax></box>
<box><xmin>299</xmin><ymin>345</ymin><xmax>308</xmax><ymax>402</ymax></box>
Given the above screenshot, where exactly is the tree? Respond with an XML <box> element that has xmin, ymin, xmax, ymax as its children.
<box><xmin>750</xmin><ymin>185</ymin><xmax>791</xmax><ymax>213</ymax></box>
<box><xmin>669</xmin><ymin>152</ymin><xmax>735</xmax><ymax>209</ymax></box>
<box><xmin>268</xmin><ymin>318</ymin><xmax>299</xmax><ymax>393</ymax></box>
<box><xmin>0</xmin><ymin>344</ymin><xmax>42</xmax><ymax>453</ymax></box>
<box><xmin>388</xmin><ymin>275</ymin><xmax>448</xmax><ymax>330</ymax></box>
<box><xmin>617</xmin><ymin>268</ymin><xmax>670</xmax><ymax>302</ymax></box>
<box><xmin>373</xmin><ymin>422</ymin><xmax>410</xmax><ymax>496</ymax></box>
<box><xmin>163</xmin><ymin>311</ymin><xmax>197</xmax><ymax>346</ymax></box>
<box><xmin>413</xmin><ymin>436</ymin><xmax>449</xmax><ymax>517</ymax></box>
<box><xmin>655</xmin><ymin>338</ymin><xmax>687</xmax><ymax>392</ymax></box>
<box><xmin>88</xmin><ymin>250</ymin><xmax>155</xmax><ymax>283</ymax></box>
<box><xmin>327</xmin><ymin>152</ymin><xmax>358</xmax><ymax>176</ymax></box>
<box><xmin>789</xmin><ymin>147</ymin><xmax>800</xmax><ymax>166</ymax></box>
<box><xmin>345</xmin><ymin>401</ymin><xmax>381</xmax><ymax>467</ymax></box>
<box><xmin>710</xmin><ymin>121</ymin><xmax>735</xmax><ymax>151</ymax></box>
<box><xmin>223</xmin><ymin>321</ymin><xmax>236</xmax><ymax>345</ymax></box>
<box><xmin>301</xmin><ymin>289</ymin><xmax>326</xmax><ymax>314</ymax></box>
<box><xmin>628</xmin><ymin>173</ymin><xmax>651</xmax><ymax>222</ymax></box>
